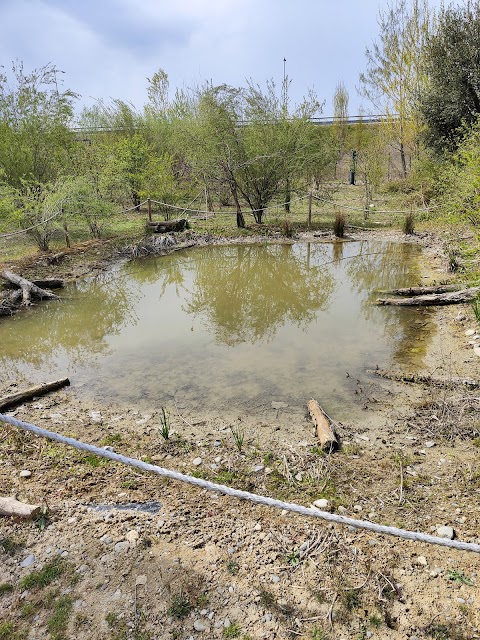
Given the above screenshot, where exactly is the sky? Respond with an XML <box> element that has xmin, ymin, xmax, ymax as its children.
<box><xmin>0</xmin><ymin>0</ymin><xmax>445</xmax><ymax>119</ymax></box>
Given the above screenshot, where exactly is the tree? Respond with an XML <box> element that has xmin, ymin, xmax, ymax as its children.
<box><xmin>333</xmin><ymin>82</ymin><xmax>349</xmax><ymax>178</ymax></box>
<box><xmin>0</xmin><ymin>61</ymin><xmax>77</xmax><ymax>188</ymax></box>
<box><xmin>359</xmin><ymin>0</ymin><xmax>433</xmax><ymax>177</ymax></box>
<box><xmin>420</xmin><ymin>2</ymin><xmax>480</xmax><ymax>152</ymax></box>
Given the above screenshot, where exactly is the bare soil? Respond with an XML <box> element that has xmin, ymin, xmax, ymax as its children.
<box><xmin>1</xmin><ymin>230</ymin><xmax>480</xmax><ymax>640</ymax></box>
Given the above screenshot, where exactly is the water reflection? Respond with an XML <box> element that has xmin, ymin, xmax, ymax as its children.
<box><xmin>0</xmin><ymin>241</ymin><xmax>436</xmax><ymax>419</ymax></box>
<box><xmin>185</xmin><ymin>243</ymin><xmax>335</xmax><ymax>345</ymax></box>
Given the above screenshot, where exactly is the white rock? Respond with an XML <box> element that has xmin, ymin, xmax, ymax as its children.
<box><xmin>20</xmin><ymin>554</ymin><xmax>35</xmax><ymax>568</ymax></box>
<box><xmin>19</xmin><ymin>470</ymin><xmax>32</xmax><ymax>478</ymax></box>
<box><xmin>270</xmin><ymin>574</ymin><xmax>280</xmax><ymax>583</ymax></box>
<box><xmin>192</xmin><ymin>457</ymin><xmax>203</xmax><ymax>466</ymax></box>
<box><xmin>114</xmin><ymin>541</ymin><xmax>130</xmax><ymax>553</ymax></box>
<box><xmin>126</xmin><ymin>530</ymin><xmax>139</xmax><ymax>543</ymax></box>
<box><xmin>135</xmin><ymin>575</ymin><xmax>147</xmax><ymax>586</ymax></box>
<box><xmin>193</xmin><ymin>620</ymin><xmax>207</xmax><ymax>632</ymax></box>
<box><xmin>465</xmin><ymin>329</ymin><xmax>476</xmax><ymax>336</ymax></box>
<box><xmin>437</xmin><ymin>526</ymin><xmax>454</xmax><ymax>539</ymax></box>
<box><xmin>312</xmin><ymin>499</ymin><xmax>330</xmax><ymax>510</ymax></box>
<box><xmin>416</xmin><ymin>556</ymin><xmax>428</xmax><ymax>566</ymax></box>
<box><xmin>455</xmin><ymin>312</ymin><xmax>467</xmax><ymax>322</ymax></box>
<box><xmin>254</xmin><ymin>523</ymin><xmax>262</xmax><ymax>531</ymax></box>
<box><xmin>474</xmin><ymin>346</ymin><xmax>480</xmax><ymax>358</ymax></box>
<box><xmin>353</xmin><ymin>504</ymin><xmax>363</xmax><ymax>512</ymax></box>
<box><xmin>89</xmin><ymin>411</ymin><xmax>102</xmax><ymax>423</ymax></box>
<box><xmin>425</xmin><ymin>441</ymin><xmax>436</xmax><ymax>448</ymax></box>
<box><xmin>253</xmin><ymin>465</ymin><xmax>264</xmax><ymax>473</ymax></box>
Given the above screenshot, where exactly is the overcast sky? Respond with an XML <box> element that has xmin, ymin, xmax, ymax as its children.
<box><xmin>0</xmin><ymin>0</ymin><xmax>445</xmax><ymax>119</ymax></box>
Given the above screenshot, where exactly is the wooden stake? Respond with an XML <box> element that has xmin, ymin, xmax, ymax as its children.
<box><xmin>147</xmin><ymin>198</ymin><xmax>152</xmax><ymax>222</ymax></box>
<box><xmin>308</xmin><ymin>192</ymin><xmax>312</xmax><ymax>228</ymax></box>
<box><xmin>307</xmin><ymin>399</ymin><xmax>338</xmax><ymax>452</ymax></box>
<box><xmin>0</xmin><ymin>497</ymin><xmax>41</xmax><ymax>519</ymax></box>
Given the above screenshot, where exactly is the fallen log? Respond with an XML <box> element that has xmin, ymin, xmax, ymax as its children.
<box><xmin>0</xmin><ymin>378</ymin><xmax>70</xmax><ymax>411</ymax></box>
<box><xmin>146</xmin><ymin>219</ymin><xmax>188</xmax><ymax>233</ymax></box>
<box><xmin>376</xmin><ymin>284</ymin><xmax>461</xmax><ymax>296</ymax></box>
<box><xmin>307</xmin><ymin>399</ymin><xmax>338</xmax><ymax>452</ymax></box>
<box><xmin>375</xmin><ymin>286</ymin><xmax>480</xmax><ymax>307</ymax></box>
<box><xmin>367</xmin><ymin>369</ymin><xmax>480</xmax><ymax>389</ymax></box>
<box><xmin>0</xmin><ymin>497</ymin><xmax>41</xmax><ymax>519</ymax></box>
<box><xmin>1</xmin><ymin>270</ymin><xmax>60</xmax><ymax>306</ymax></box>
<box><xmin>3</xmin><ymin>277</ymin><xmax>64</xmax><ymax>290</ymax></box>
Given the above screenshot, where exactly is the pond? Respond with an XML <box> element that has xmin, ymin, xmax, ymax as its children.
<box><xmin>0</xmin><ymin>240</ymin><xmax>435</xmax><ymax>424</ymax></box>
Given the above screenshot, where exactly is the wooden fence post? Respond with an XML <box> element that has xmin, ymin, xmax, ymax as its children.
<box><xmin>147</xmin><ymin>198</ymin><xmax>152</xmax><ymax>222</ymax></box>
<box><xmin>308</xmin><ymin>192</ymin><xmax>312</xmax><ymax>228</ymax></box>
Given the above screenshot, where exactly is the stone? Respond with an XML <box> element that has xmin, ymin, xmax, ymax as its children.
<box><xmin>455</xmin><ymin>312</ymin><xmax>467</xmax><ymax>322</ymax></box>
<box><xmin>20</xmin><ymin>554</ymin><xmax>35</xmax><ymax>568</ymax></box>
<box><xmin>254</xmin><ymin>523</ymin><xmax>262</xmax><ymax>531</ymax></box>
<box><xmin>353</xmin><ymin>504</ymin><xmax>363</xmax><ymax>512</ymax></box>
<box><xmin>416</xmin><ymin>556</ymin><xmax>428</xmax><ymax>566</ymax></box>
<box><xmin>312</xmin><ymin>499</ymin><xmax>330</xmax><ymax>510</ymax></box>
<box><xmin>474</xmin><ymin>346</ymin><xmax>480</xmax><ymax>358</ymax></box>
<box><xmin>425</xmin><ymin>441</ymin><xmax>436</xmax><ymax>448</ymax></box>
<box><xmin>126</xmin><ymin>530</ymin><xmax>139</xmax><ymax>543</ymax></box>
<box><xmin>19</xmin><ymin>470</ymin><xmax>32</xmax><ymax>478</ymax></box>
<box><xmin>192</xmin><ymin>457</ymin><xmax>203</xmax><ymax>466</ymax></box>
<box><xmin>465</xmin><ymin>329</ymin><xmax>476</xmax><ymax>336</ymax></box>
<box><xmin>437</xmin><ymin>526</ymin><xmax>454</xmax><ymax>539</ymax></box>
<box><xmin>270</xmin><ymin>574</ymin><xmax>280</xmax><ymax>583</ymax></box>
<box><xmin>135</xmin><ymin>575</ymin><xmax>147</xmax><ymax>586</ymax></box>
<box><xmin>193</xmin><ymin>620</ymin><xmax>207</xmax><ymax>632</ymax></box>
<box><xmin>89</xmin><ymin>411</ymin><xmax>102</xmax><ymax>423</ymax></box>
<box><xmin>114</xmin><ymin>541</ymin><xmax>130</xmax><ymax>553</ymax></box>
<box><xmin>337</xmin><ymin>506</ymin><xmax>348</xmax><ymax>514</ymax></box>
<box><xmin>253</xmin><ymin>465</ymin><xmax>264</xmax><ymax>473</ymax></box>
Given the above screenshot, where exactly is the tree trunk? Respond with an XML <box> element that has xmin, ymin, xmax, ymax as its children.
<box><xmin>307</xmin><ymin>399</ymin><xmax>338</xmax><ymax>452</ymax></box>
<box><xmin>376</xmin><ymin>285</ymin><xmax>461</xmax><ymax>296</ymax></box>
<box><xmin>1</xmin><ymin>270</ymin><xmax>60</xmax><ymax>306</ymax></box>
<box><xmin>284</xmin><ymin>180</ymin><xmax>290</xmax><ymax>213</ymax></box>
<box><xmin>400</xmin><ymin>141</ymin><xmax>407</xmax><ymax>179</ymax></box>
<box><xmin>0</xmin><ymin>497</ymin><xmax>41</xmax><ymax>519</ymax></box>
<box><xmin>367</xmin><ymin>369</ymin><xmax>479</xmax><ymax>389</ymax></box>
<box><xmin>376</xmin><ymin>286</ymin><xmax>480</xmax><ymax>306</ymax></box>
<box><xmin>230</xmin><ymin>183</ymin><xmax>245</xmax><ymax>229</ymax></box>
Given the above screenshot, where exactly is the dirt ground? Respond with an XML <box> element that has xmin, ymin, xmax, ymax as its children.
<box><xmin>1</xmin><ymin>229</ymin><xmax>480</xmax><ymax>640</ymax></box>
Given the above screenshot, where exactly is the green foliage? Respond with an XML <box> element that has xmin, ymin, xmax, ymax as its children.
<box><xmin>472</xmin><ymin>295</ymin><xmax>480</xmax><ymax>323</ymax></box>
<box><xmin>0</xmin><ymin>583</ymin><xmax>13</xmax><ymax>596</ymax></box>
<box><xmin>159</xmin><ymin>407</ymin><xmax>170</xmax><ymax>440</ymax></box>
<box><xmin>0</xmin><ymin>61</ymin><xmax>77</xmax><ymax>188</ymax></box>
<box><xmin>223</xmin><ymin>623</ymin><xmax>242</xmax><ymax>638</ymax></box>
<box><xmin>20</xmin><ymin>558</ymin><xmax>65</xmax><ymax>590</ymax></box>
<box><xmin>167</xmin><ymin>594</ymin><xmax>193</xmax><ymax>619</ymax></box>
<box><xmin>47</xmin><ymin>595</ymin><xmax>73</xmax><ymax>640</ymax></box>
<box><xmin>403</xmin><ymin>212</ymin><xmax>415</xmax><ymax>235</ymax></box>
<box><xmin>445</xmin><ymin>569</ymin><xmax>474</xmax><ymax>586</ymax></box>
<box><xmin>230</xmin><ymin>425</ymin><xmax>245</xmax><ymax>452</ymax></box>
<box><xmin>0</xmin><ymin>537</ymin><xmax>24</xmax><ymax>556</ymax></box>
<box><xmin>421</xmin><ymin>2</ymin><xmax>480</xmax><ymax>152</ymax></box>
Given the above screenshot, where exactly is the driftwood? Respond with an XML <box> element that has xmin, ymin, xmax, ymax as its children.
<box><xmin>376</xmin><ymin>284</ymin><xmax>461</xmax><ymax>296</ymax></box>
<box><xmin>3</xmin><ymin>277</ymin><xmax>64</xmax><ymax>290</ymax></box>
<box><xmin>0</xmin><ymin>497</ymin><xmax>41</xmax><ymax>519</ymax></box>
<box><xmin>307</xmin><ymin>399</ymin><xmax>338</xmax><ymax>452</ymax></box>
<box><xmin>367</xmin><ymin>369</ymin><xmax>480</xmax><ymax>389</ymax></box>
<box><xmin>375</xmin><ymin>286</ymin><xmax>480</xmax><ymax>307</ymax></box>
<box><xmin>147</xmin><ymin>219</ymin><xmax>188</xmax><ymax>233</ymax></box>
<box><xmin>1</xmin><ymin>270</ymin><xmax>60</xmax><ymax>306</ymax></box>
<box><xmin>0</xmin><ymin>378</ymin><xmax>70</xmax><ymax>411</ymax></box>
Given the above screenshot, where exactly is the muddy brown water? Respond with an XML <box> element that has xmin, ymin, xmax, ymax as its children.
<box><xmin>0</xmin><ymin>240</ymin><xmax>435</xmax><ymax>426</ymax></box>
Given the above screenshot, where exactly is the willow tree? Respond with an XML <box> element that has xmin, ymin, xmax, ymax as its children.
<box><xmin>0</xmin><ymin>61</ymin><xmax>77</xmax><ymax>188</ymax></box>
<box><xmin>359</xmin><ymin>0</ymin><xmax>434</xmax><ymax>177</ymax></box>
